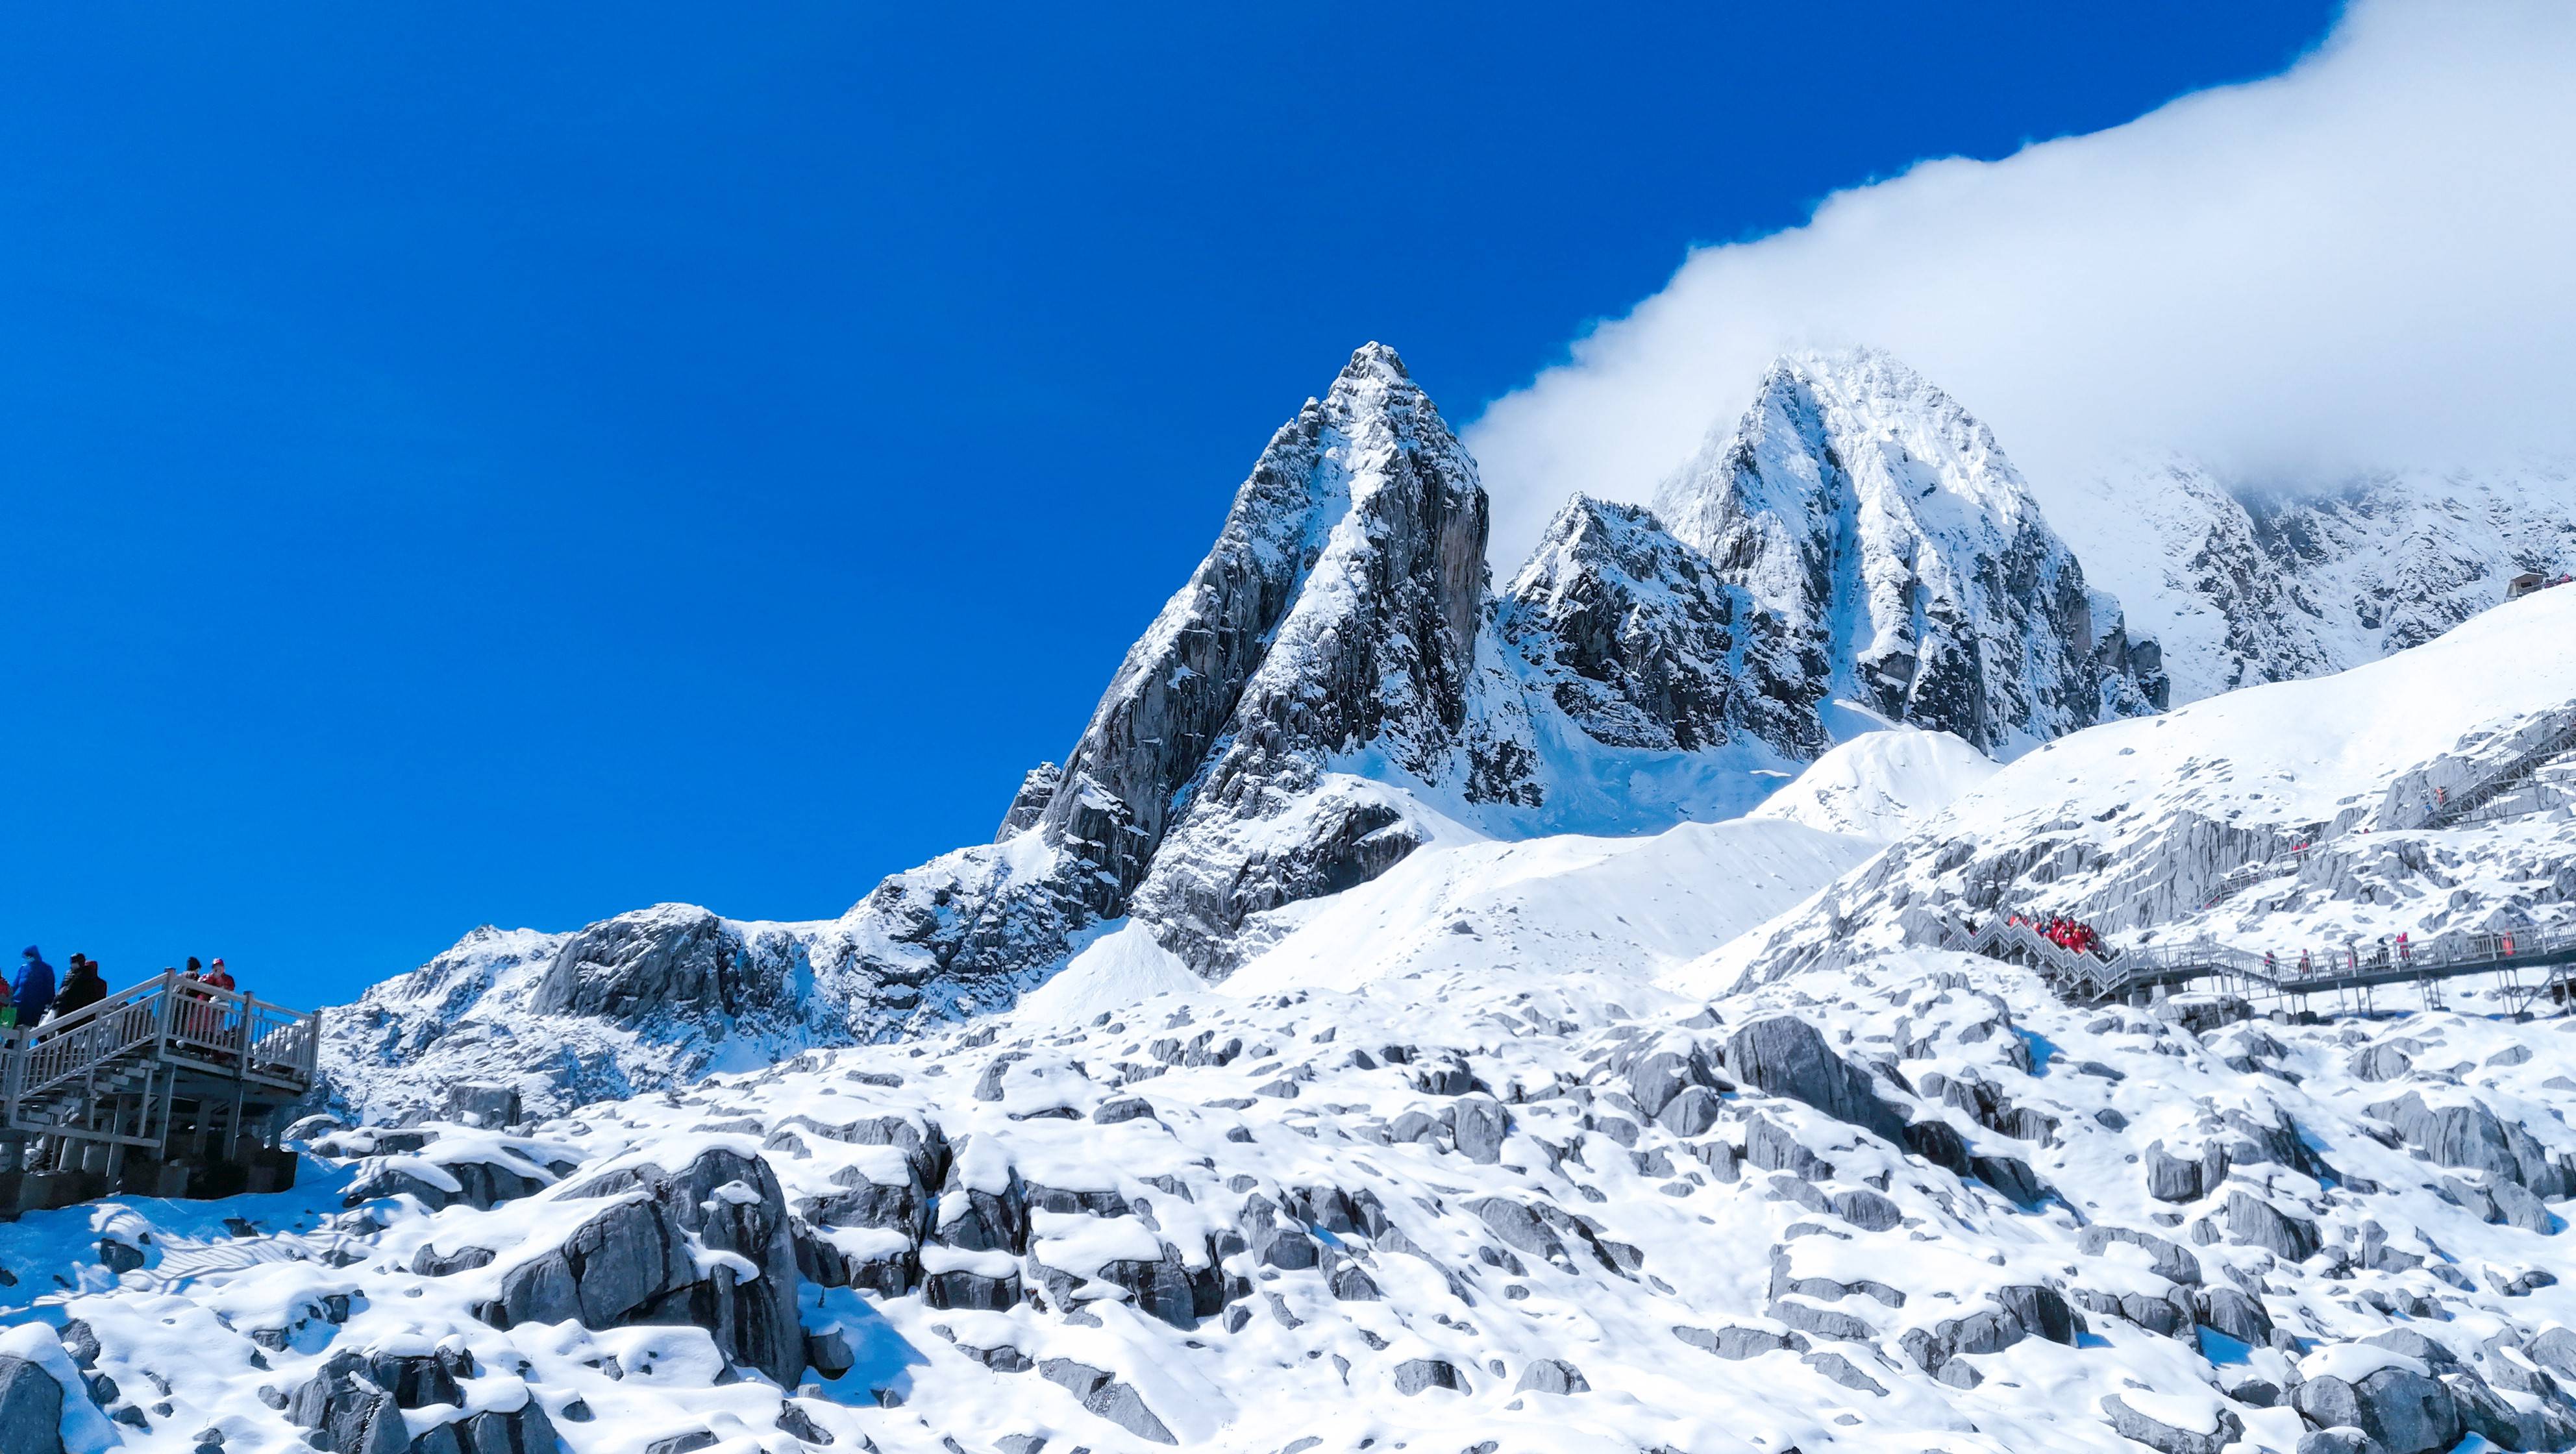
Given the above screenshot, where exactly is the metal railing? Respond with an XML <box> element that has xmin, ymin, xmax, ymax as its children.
<box><xmin>1942</xmin><ymin>915</ymin><xmax>2576</xmax><ymax>1005</ymax></box>
<box><xmin>3</xmin><ymin>972</ymin><xmax>320</xmax><ymax>1113</ymax></box>
<box><xmin>2416</xmin><ymin>714</ymin><xmax>2576</xmax><ymax>829</ymax></box>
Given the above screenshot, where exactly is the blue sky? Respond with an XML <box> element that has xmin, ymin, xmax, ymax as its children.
<box><xmin>0</xmin><ymin>5</ymin><xmax>2338</xmax><ymax>1009</ymax></box>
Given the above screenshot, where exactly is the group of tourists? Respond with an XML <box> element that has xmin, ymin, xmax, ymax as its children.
<box><xmin>6</xmin><ymin>946</ymin><xmax>238</xmax><ymax>1034</ymax></box>
<box><xmin>2010</xmin><ymin>913</ymin><xmax>2105</xmax><ymax>957</ymax></box>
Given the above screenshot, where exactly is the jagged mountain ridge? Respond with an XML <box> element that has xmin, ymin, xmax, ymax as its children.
<box><xmin>317</xmin><ymin>343</ymin><xmax>2551</xmax><ymax>1122</ymax></box>
<box><xmin>2055</xmin><ymin>456</ymin><xmax>2576</xmax><ymax>706</ymax></box>
<box><xmin>1653</xmin><ymin>349</ymin><xmax>2170</xmax><ymax>757</ymax></box>
<box><xmin>1716</xmin><ymin>584</ymin><xmax>2576</xmax><ymax>991</ymax></box>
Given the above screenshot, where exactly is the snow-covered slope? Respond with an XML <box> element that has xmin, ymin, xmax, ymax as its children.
<box><xmin>2053</xmin><ymin>457</ymin><xmax>2576</xmax><ymax>706</ymax></box>
<box><xmin>1653</xmin><ymin>350</ymin><xmax>2168</xmax><ymax>758</ymax></box>
<box><xmin>24</xmin><ymin>341</ymin><xmax>2576</xmax><ymax>1454</ymax></box>
<box><xmin>1745</xmin><ymin>726</ymin><xmax>1999</xmax><ymax>843</ymax></box>
<box><xmin>31</xmin><ymin>931</ymin><xmax>2576</xmax><ymax>1454</ymax></box>
<box><xmin>316</xmin><ymin>343</ymin><xmax>2568</xmax><ymax>1148</ymax></box>
<box><xmin>1735</xmin><ymin>582</ymin><xmax>2576</xmax><ymax>981</ymax></box>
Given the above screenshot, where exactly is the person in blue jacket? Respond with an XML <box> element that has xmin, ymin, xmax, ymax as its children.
<box><xmin>10</xmin><ymin>946</ymin><xmax>55</xmax><ymax>1029</ymax></box>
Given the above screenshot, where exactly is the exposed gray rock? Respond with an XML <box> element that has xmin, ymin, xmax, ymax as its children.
<box><xmin>1672</xmin><ymin>1324</ymin><xmax>1809</xmax><ymax>1359</ymax></box>
<box><xmin>1970</xmin><ymin>1153</ymin><xmax>2050</xmax><ymax>1209</ymax></box>
<box><xmin>2078</xmin><ymin>1224</ymin><xmax>2202</xmax><ymax>1286</ymax></box>
<box><xmin>1093</xmin><ymin>1244</ymin><xmax>1225</xmax><ymax>1329</ymax></box>
<box><xmin>0</xmin><ymin>1357</ymin><xmax>64</xmax><ymax>1454</ymax></box>
<box><xmin>1802</xmin><ymin>1351</ymin><xmax>1888</xmax><ymax>1396</ymax></box>
<box><xmin>1450</xmin><ymin>1095</ymin><xmax>1509</xmax><ymax>1164</ymax></box>
<box><xmin>1467</xmin><ymin>1198</ymin><xmax>1570</xmax><ymax>1269</ymax></box>
<box><xmin>2448</xmin><ymin>1365</ymin><xmax>2576</xmax><ymax>1450</ymax></box>
<box><xmin>2100</xmin><ymin>1394</ymin><xmax>2243</xmax><ymax>1454</ymax></box>
<box><xmin>995</xmin><ymin>763</ymin><xmax>1060</xmax><ymax>839</ymax></box>
<box><xmin>1772</xmin><ymin>1298</ymin><xmax>1877</xmax><ymax>1342</ymax></box>
<box><xmin>2370</xmin><ymin>1091</ymin><xmax>2574</xmax><ymax>1198</ymax></box>
<box><xmin>2292</xmin><ymin>1363</ymin><xmax>2460</xmax><ymax>1454</ymax></box>
<box><xmin>443</xmin><ymin>1083</ymin><xmax>521</xmax><ymax>1128</ymax></box>
<box><xmin>1901</xmin><ymin>1118</ymin><xmax>1972</xmax><ymax>1176</ymax></box>
<box><xmin>2195</xmin><ymin>1287</ymin><xmax>2275</xmax><ymax>1348</ymax></box>
<box><xmin>1898</xmin><ymin>1285</ymin><xmax>2077</xmax><ymax>1382</ymax></box>
<box><xmin>1392</xmin><ymin>1358</ymin><xmax>1470</xmax><ymax>1396</ymax></box>
<box><xmin>2144</xmin><ymin>1140</ymin><xmax>2205</xmax><ymax>1203</ymax></box>
<box><xmin>531</xmin><ymin>904</ymin><xmax>797</xmax><ymax>1026</ymax></box>
<box><xmin>484</xmin><ymin>1148</ymin><xmax>805</xmax><ymax>1386</ymax></box>
<box><xmin>1655</xmin><ymin>1085</ymin><xmax>1723</xmax><ymax>1138</ymax></box>
<box><xmin>1513</xmin><ymin>1359</ymin><xmax>1589</xmax><ymax>1396</ymax></box>
<box><xmin>1498</xmin><ymin>497</ymin><xmax>1825</xmax><ymax>765</ymax></box>
<box><xmin>1724</xmin><ymin>1017</ymin><xmax>1905</xmax><ymax>1143</ymax></box>
<box><xmin>2225</xmin><ymin>1190</ymin><xmax>2321</xmax><ymax>1262</ymax></box>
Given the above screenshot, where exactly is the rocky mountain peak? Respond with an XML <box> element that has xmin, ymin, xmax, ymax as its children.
<box><xmin>1653</xmin><ymin>347</ymin><xmax>2164</xmax><ymax>756</ymax></box>
<box><xmin>1496</xmin><ymin>493</ymin><xmax>1824</xmax><ymax>761</ymax></box>
<box><xmin>1022</xmin><ymin>341</ymin><xmax>1483</xmax><ymax>930</ymax></box>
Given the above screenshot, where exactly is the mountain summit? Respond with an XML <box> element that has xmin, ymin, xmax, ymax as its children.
<box><xmin>1655</xmin><ymin>349</ymin><xmax>2167</xmax><ymax>755</ymax></box>
<box><xmin>312</xmin><ymin>342</ymin><xmax>2566</xmax><ymax>1126</ymax></box>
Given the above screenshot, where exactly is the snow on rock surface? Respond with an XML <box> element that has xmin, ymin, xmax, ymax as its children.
<box><xmin>36</xmin><ymin>930</ymin><xmax>2576</xmax><ymax>1453</ymax></box>
<box><xmin>2056</xmin><ymin>456</ymin><xmax>2576</xmax><ymax>707</ymax></box>
<box><xmin>1735</xmin><ymin>581</ymin><xmax>2576</xmax><ymax>980</ymax></box>
<box><xmin>1652</xmin><ymin>349</ymin><xmax>2170</xmax><ymax>759</ymax></box>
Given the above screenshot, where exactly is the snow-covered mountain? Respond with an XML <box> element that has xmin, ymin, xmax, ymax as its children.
<box><xmin>18</xmin><ymin>338</ymin><xmax>2576</xmax><ymax>1454</ymax></box>
<box><xmin>2053</xmin><ymin>458</ymin><xmax>2576</xmax><ymax>706</ymax></box>
<box><xmin>1653</xmin><ymin>349</ymin><xmax>2170</xmax><ymax>757</ymax></box>
<box><xmin>1726</xmin><ymin>583</ymin><xmax>2576</xmax><ymax>987</ymax></box>
<box><xmin>313</xmin><ymin>344</ymin><xmax>2572</xmax><ymax>1129</ymax></box>
<box><xmin>19</xmin><ymin>591</ymin><xmax>2576</xmax><ymax>1452</ymax></box>
<box><xmin>318</xmin><ymin>346</ymin><xmax>2173</xmax><ymax>1120</ymax></box>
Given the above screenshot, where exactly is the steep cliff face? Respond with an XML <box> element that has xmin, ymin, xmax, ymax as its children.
<box><xmin>1496</xmin><ymin>494</ymin><xmax>1824</xmax><ymax>762</ymax></box>
<box><xmin>2055</xmin><ymin>458</ymin><xmax>2576</xmax><ymax>704</ymax></box>
<box><xmin>1653</xmin><ymin>349</ymin><xmax>2167</xmax><ymax>757</ymax></box>
<box><xmin>1031</xmin><ymin>344</ymin><xmax>1474</xmax><ymax>919</ymax></box>
<box><xmin>1118</xmin><ymin>345</ymin><xmax>1518</xmax><ymax>968</ymax></box>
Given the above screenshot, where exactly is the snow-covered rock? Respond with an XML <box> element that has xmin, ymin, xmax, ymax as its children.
<box><xmin>1732</xmin><ymin>582</ymin><xmax>2576</xmax><ymax>982</ymax></box>
<box><xmin>1653</xmin><ymin>349</ymin><xmax>2170</xmax><ymax>758</ymax></box>
<box><xmin>2055</xmin><ymin>456</ymin><xmax>2576</xmax><ymax>706</ymax></box>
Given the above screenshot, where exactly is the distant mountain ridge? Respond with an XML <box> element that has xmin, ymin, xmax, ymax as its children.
<box><xmin>319</xmin><ymin>343</ymin><xmax>2575</xmax><ymax>1121</ymax></box>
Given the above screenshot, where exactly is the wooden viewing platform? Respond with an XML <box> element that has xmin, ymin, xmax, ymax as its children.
<box><xmin>0</xmin><ymin>972</ymin><xmax>320</xmax><ymax>1208</ymax></box>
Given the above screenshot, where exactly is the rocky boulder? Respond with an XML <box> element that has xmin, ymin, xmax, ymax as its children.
<box><xmin>530</xmin><ymin>904</ymin><xmax>802</xmax><ymax>1026</ymax></box>
<box><xmin>1724</xmin><ymin>1017</ymin><xmax>1907</xmax><ymax>1144</ymax></box>
<box><xmin>2291</xmin><ymin>1356</ymin><xmax>2460</xmax><ymax>1454</ymax></box>
<box><xmin>0</xmin><ymin>1357</ymin><xmax>64</xmax><ymax>1454</ymax></box>
<box><xmin>2100</xmin><ymin>1394</ymin><xmax>2244</xmax><ymax>1454</ymax></box>
<box><xmin>484</xmin><ymin>1148</ymin><xmax>804</xmax><ymax>1386</ymax></box>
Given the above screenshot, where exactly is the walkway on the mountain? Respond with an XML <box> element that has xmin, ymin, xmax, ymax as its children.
<box><xmin>1953</xmin><ymin>707</ymin><xmax>2576</xmax><ymax>1013</ymax></box>
<box><xmin>1</xmin><ymin>972</ymin><xmax>320</xmax><ymax>1205</ymax></box>
<box><xmin>1948</xmin><ymin>915</ymin><xmax>2576</xmax><ymax>1013</ymax></box>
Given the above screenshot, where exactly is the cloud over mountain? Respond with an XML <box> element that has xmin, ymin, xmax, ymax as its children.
<box><xmin>1467</xmin><ymin>0</ymin><xmax>2576</xmax><ymax>567</ymax></box>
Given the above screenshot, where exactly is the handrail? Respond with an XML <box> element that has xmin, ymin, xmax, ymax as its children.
<box><xmin>4</xmin><ymin>972</ymin><xmax>319</xmax><ymax>1109</ymax></box>
<box><xmin>2418</xmin><ymin>713</ymin><xmax>2576</xmax><ymax>829</ymax></box>
<box><xmin>1944</xmin><ymin>912</ymin><xmax>2576</xmax><ymax>1004</ymax></box>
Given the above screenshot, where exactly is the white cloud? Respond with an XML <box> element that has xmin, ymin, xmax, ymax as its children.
<box><xmin>1465</xmin><ymin>0</ymin><xmax>2576</xmax><ymax>568</ymax></box>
